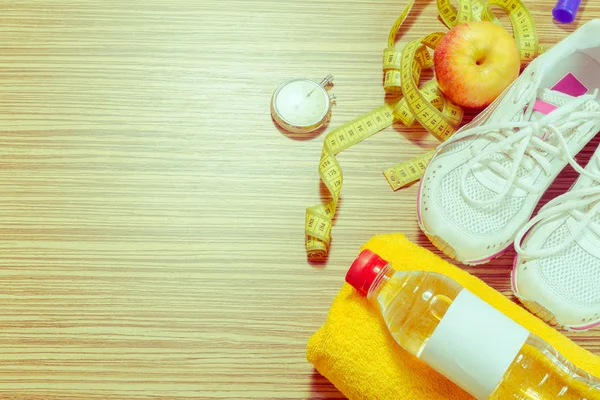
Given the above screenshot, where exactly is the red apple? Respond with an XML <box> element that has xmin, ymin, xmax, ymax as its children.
<box><xmin>434</xmin><ymin>21</ymin><xmax>521</xmax><ymax>108</ymax></box>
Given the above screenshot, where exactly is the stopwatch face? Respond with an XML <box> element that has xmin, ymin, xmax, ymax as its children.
<box><xmin>271</xmin><ymin>78</ymin><xmax>330</xmax><ymax>133</ymax></box>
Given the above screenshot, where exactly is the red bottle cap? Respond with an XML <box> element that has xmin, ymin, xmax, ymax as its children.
<box><xmin>345</xmin><ymin>249</ymin><xmax>389</xmax><ymax>296</ymax></box>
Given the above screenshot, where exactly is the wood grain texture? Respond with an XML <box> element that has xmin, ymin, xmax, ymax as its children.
<box><xmin>0</xmin><ymin>0</ymin><xmax>599</xmax><ymax>398</ymax></box>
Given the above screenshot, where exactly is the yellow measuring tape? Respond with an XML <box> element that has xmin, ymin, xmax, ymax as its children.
<box><xmin>305</xmin><ymin>0</ymin><xmax>542</xmax><ymax>259</ymax></box>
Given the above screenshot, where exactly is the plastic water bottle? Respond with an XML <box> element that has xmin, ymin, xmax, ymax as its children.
<box><xmin>345</xmin><ymin>249</ymin><xmax>600</xmax><ymax>400</ymax></box>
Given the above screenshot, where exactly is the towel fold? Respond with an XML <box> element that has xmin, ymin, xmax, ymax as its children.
<box><xmin>307</xmin><ymin>233</ymin><xmax>600</xmax><ymax>399</ymax></box>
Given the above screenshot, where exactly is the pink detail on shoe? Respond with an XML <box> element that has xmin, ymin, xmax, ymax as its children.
<box><xmin>531</xmin><ymin>73</ymin><xmax>589</xmax><ymax>135</ymax></box>
<box><xmin>532</xmin><ymin>72</ymin><xmax>588</xmax><ymax>116</ymax></box>
<box><xmin>468</xmin><ymin>243</ymin><xmax>513</xmax><ymax>264</ymax></box>
<box><xmin>551</xmin><ymin>72</ymin><xmax>589</xmax><ymax>97</ymax></box>
<box><xmin>532</xmin><ymin>100</ymin><xmax>557</xmax><ymax>115</ymax></box>
<box><xmin>569</xmin><ymin>320</ymin><xmax>600</xmax><ymax>331</ymax></box>
<box><xmin>511</xmin><ymin>254</ymin><xmax>600</xmax><ymax>331</ymax></box>
<box><xmin>511</xmin><ymin>254</ymin><xmax>519</xmax><ymax>293</ymax></box>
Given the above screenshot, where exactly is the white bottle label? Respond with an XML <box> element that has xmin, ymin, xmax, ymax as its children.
<box><xmin>420</xmin><ymin>289</ymin><xmax>529</xmax><ymax>400</ymax></box>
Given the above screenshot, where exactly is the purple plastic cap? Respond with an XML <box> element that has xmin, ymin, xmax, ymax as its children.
<box><xmin>553</xmin><ymin>0</ymin><xmax>583</xmax><ymax>23</ymax></box>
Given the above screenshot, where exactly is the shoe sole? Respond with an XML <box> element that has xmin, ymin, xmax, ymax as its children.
<box><xmin>418</xmin><ymin>173</ymin><xmax>600</xmax><ymax>330</ymax></box>
<box><xmin>417</xmin><ymin>176</ymin><xmax>511</xmax><ymax>266</ymax></box>
<box><xmin>511</xmin><ymin>255</ymin><xmax>600</xmax><ymax>332</ymax></box>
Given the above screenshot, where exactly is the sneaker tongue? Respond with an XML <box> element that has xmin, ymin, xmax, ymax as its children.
<box><xmin>470</xmin><ymin>89</ymin><xmax>595</xmax><ymax>197</ymax></box>
<box><xmin>530</xmin><ymin>88</ymin><xmax>577</xmax><ymax>120</ymax></box>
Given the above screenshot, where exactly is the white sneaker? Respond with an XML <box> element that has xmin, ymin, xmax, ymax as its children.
<box><xmin>418</xmin><ymin>19</ymin><xmax>600</xmax><ymax>265</ymax></box>
<box><xmin>513</xmin><ymin>147</ymin><xmax>600</xmax><ymax>331</ymax></box>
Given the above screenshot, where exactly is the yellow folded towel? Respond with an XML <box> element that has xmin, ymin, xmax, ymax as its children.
<box><xmin>307</xmin><ymin>233</ymin><xmax>600</xmax><ymax>399</ymax></box>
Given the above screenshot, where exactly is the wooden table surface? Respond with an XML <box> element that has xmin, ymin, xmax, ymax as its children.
<box><xmin>1</xmin><ymin>0</ymin><xmax>599</xmax><ymax>398</ymax></box>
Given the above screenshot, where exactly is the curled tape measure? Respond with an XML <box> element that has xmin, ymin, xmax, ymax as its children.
<box><xmin>305</xmin><ymin>0</ymin><xmax>542</xmax><ymax>260</ymax></box>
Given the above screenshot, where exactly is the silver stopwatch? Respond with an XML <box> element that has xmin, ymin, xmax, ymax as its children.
<box><xmin>271</xmin><ymin>74</ymin><xmax>336</xmax><ymax>134</ymax></box>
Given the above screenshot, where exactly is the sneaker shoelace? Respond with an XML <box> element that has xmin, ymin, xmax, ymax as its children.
<box><xmin>457</xmin><ymin>90</ymin><xmax>600</xmax><ymax>208</ymax></box>
<box><xmin>515</xmin><ymin>172</ymin><xmax>600</xmax><ymax>259</ymax></box>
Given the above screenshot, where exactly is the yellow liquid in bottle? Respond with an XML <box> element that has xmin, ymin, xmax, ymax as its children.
<box><xmin>489</xmin><ymin>340</ymin><xmax>600</xmax><ymax>399</ymax></box>
<box><xmin>372</xmin><ymin>270</ymin><xmax>600</xmax><ymax>400</ymax></box>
